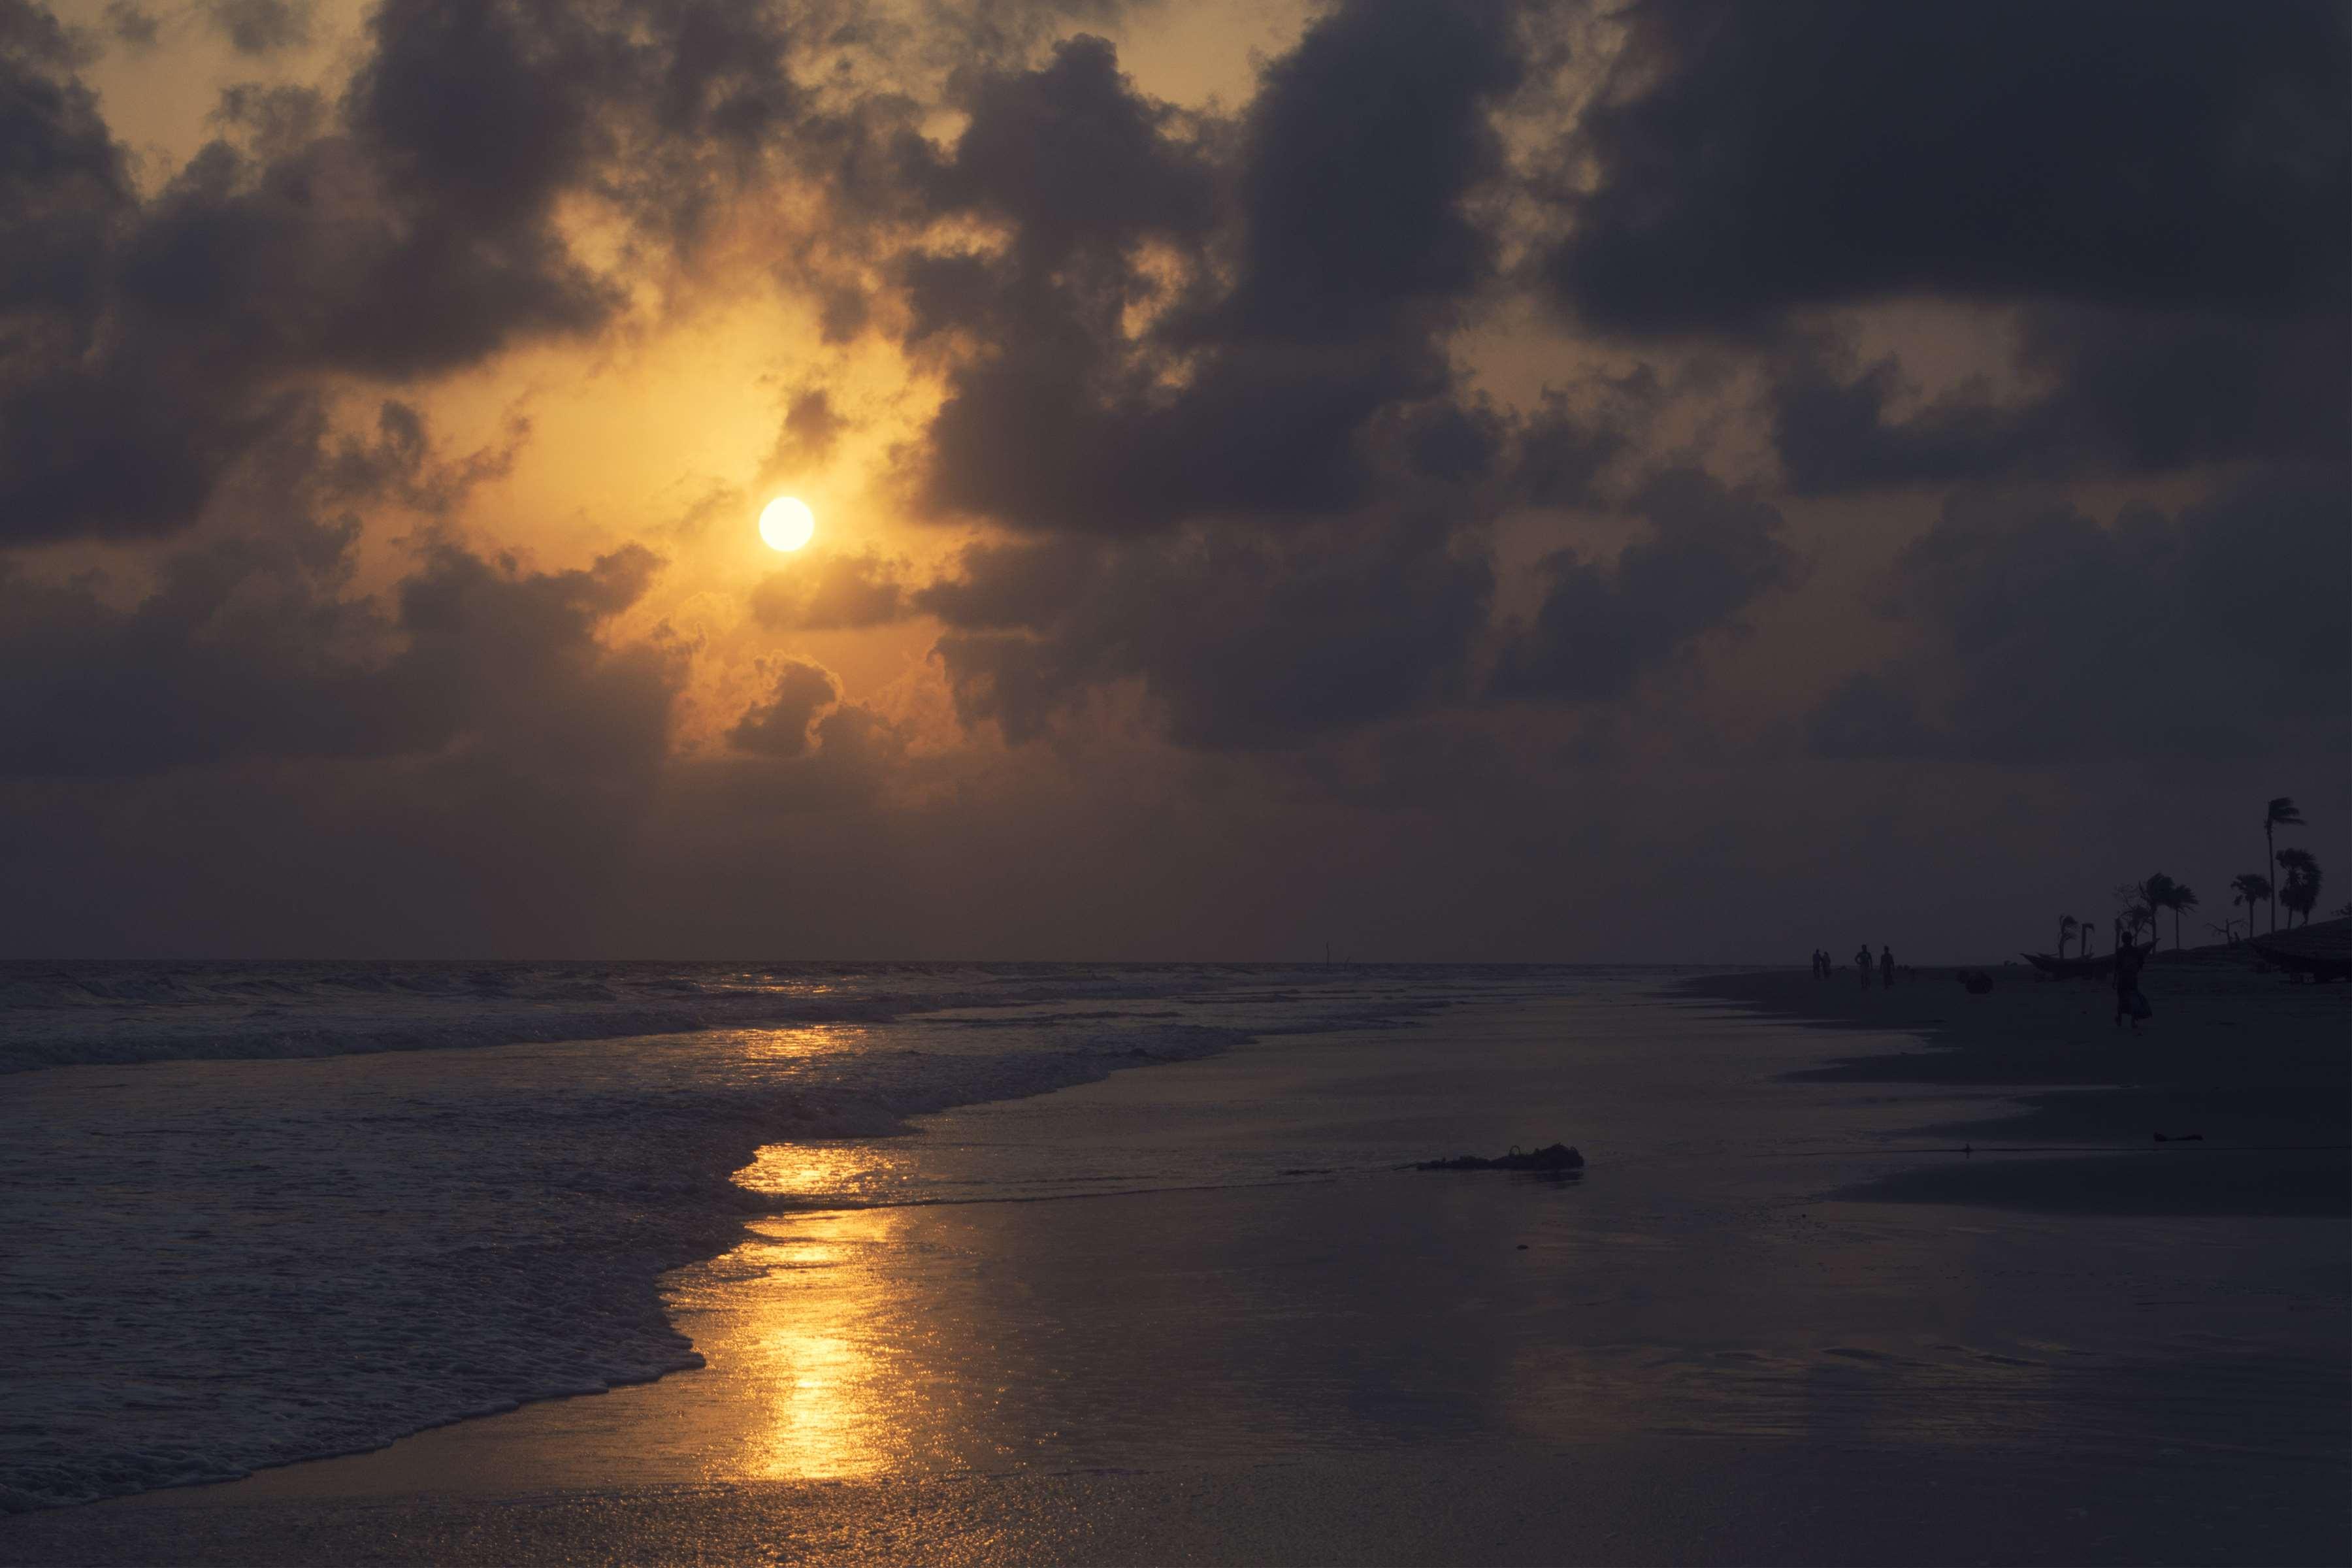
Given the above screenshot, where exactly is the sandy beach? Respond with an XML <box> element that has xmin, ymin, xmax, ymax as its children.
<box><xmin>1684</xmin><ymin>945</ymin><xmax>2351</xmax><ymax>1216</ymax></box>
<box><xmin>5</xmin><ymin>972</ymin><xmax>2344</xmax><ymax>1567</ymax></box>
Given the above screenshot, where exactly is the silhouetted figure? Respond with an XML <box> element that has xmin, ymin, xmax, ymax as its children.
<box><xmin>1855</xmin><ymin>943</ymin><xmax>1872</xmax><ymax>988</ymax></box>
<box><xmin>1878</xmin><ymin>945</ymin><xmax>1895</xmax><ymax>988</ymax></box>
<box><xmin>2114</xmin><ymin>925</ymin><xmax>2152</xmax><ymax>1030</ymax></box>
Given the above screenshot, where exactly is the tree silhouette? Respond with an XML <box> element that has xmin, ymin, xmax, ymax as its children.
<box><xmin>2138</xmin><ymin>872</ymin><xmax>2194</xmax><ymax>949</ymax></box>
<box><xmin>2166</xmin><ymin>883</ymin><xmax>2198</xmax><ymax>948</ymax></box>
<box><xmin>2276</xmin><ymin>849</ymin><xmax>2322</xmax><ymax>928</ymax></box>
<box><xmin>2112</xmin><ymin>882</ymin><xmax>2157</xmax><ymax>945</ymax></box>
<box><xmin>2230</xmin><ymin>874</ymin><xmax>2272</xmax><ymax>943</ymax></box>
<box><xmin>2058</xmin><ymin>914</ymin><xmax>2080</xmax><ymax>958</ymax></box>
<box><xmin>2264</xmin><ymin>797</ymin><xmax>2304</xmax><ymax>933</ymax></box>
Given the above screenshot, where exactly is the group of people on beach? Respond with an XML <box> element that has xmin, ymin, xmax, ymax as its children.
<box><xmin>1810</xmin><ymin>946</ymin><xmax>1900</xmax><ymax>987</ymax></box>
<box><xmin>1810</xmin><ymin>919</ymin><xmax>2155</xmax><ymax>1028</ymax></box>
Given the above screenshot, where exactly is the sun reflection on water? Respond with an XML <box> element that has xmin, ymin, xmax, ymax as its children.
<box><xmin>720</xmin><ymin>1211</ymin><xmax>917</xmax><ymax>1480</ymax></box>
<box><xmin>707</xmin><ymin>1139</ymin><xmax>945</xmax><ymax>1480</ymax></box>
<box><xmin>732</xmin><ymin>1021</ymin><xmax>870</xmax><ymax>1064</ymax></box>
<box><xmin>735</xmin><ymin>1139</ymin><xmax>919</xmax><ymax>1206</ymax></box>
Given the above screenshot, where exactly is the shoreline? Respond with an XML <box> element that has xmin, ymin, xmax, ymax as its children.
<box><xmin>1674</xmin><ymin>960</ymin><xmax>2350</xmax><ymax>1215</ymax></box>
<box><xmin>8</xmin><ymin>981</ymin><xmax>2345</xmax><ymax>1566</ymax></box>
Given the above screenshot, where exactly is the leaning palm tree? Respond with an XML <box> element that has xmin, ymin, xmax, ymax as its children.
<box><xmin>2230</xmin><ymin>874</ymin><xmax>2272</xmax><ymax>944</ymax></box>
<box><xmin>2276</xmin><ymin>849</ymin><xmax>2321</xmax><ymax>928</ymax></box>
<box><xmin>2057</xmin><ymin>915</ymin><xmax>2080</xmax><ymax>958</ymax></box>
<box><xmin>2264</xmin><ymin>797</ymin><xmax>2304</xmax><ymax>932</ymax></box>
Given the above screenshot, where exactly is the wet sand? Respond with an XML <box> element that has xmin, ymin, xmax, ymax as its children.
<box><xmin>1680</xmin><ymin>957</ymin><xmax>2351</xmax><ymax>1215</ymax></box>
<box><xmin>7</xmin><ymin>987</ymin><xmax>2345</xmax><ymax>1565</ymax></box>
<box><xmin>5</xmin><ymin>1440</ymin><xmax>2335</xmax><ymax>1566</ymax></box>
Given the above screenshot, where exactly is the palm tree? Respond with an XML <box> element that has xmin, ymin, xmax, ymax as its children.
<box><xmin>2230</xmin><ymin>874</ymin><xmax>2272</xmax><ymax>943</ymax></box>
<box><xmin>2276</xmin><ymin>849</ymin><xmax>2321</xmax><ymax>928</ymax></box>
<box><xmin>2264</xmin><ymin>797</ymin><xmax>2304</xmax><ymax>932</ymax></box>
<box><xmin>2167</xmin><ymin>883</ymin><xmax>2198</xmax><ymax>949</ymax></box>
<box><xmin>2057</xmin><ymin>915</ymin><xmax>2080</xmax><ymax>958</ymax></box>
<box><xmin>2136</xmin><ymin>873</ymin><xmax>2197</xmax><ymax>949</ymax></box>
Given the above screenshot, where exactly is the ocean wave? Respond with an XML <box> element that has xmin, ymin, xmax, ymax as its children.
<box><xmin>0</xmin><ymin>960</ymin><xmax>1327</xmax><ymax>1076</ymax></box>
<box><xmin>1</xmin><ymin>962</ymin><xmax>1440</xmax><ymax>1514</ymax></box>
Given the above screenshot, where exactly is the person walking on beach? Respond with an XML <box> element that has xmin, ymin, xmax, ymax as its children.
<box><xmin>2114</xmin><ymin>924</ymin><xmax>2151</xmax><ymax>1030</ymax></box>
<box><xmin>1879</xmin><ymin>945</ymin><xmax>1896</xmax><ymax>988</ymax></box>
<box><xmin>1855</xmin><ymin>943</ymin><xmax>1872</xmax><ymax>988</ymax></box>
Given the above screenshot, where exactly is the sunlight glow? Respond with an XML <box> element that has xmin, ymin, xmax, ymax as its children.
<box><xmin>759</xmin><ymin>496</ymin><xmax>816</xmax><ymax>552</ymax></box>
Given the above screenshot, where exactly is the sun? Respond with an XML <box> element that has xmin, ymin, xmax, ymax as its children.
<box><xmin>759</xmin><ymin>496</ymin><xmax>816</xmax><ymax>552</ymax></box>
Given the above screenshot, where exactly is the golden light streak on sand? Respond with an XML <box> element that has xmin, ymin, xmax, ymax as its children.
<box><xmin>728</xmin><ymin>1210</ymin><xmax>924</xmax><ymax>1483</ymax></box>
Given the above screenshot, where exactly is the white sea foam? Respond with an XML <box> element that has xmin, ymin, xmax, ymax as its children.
<box><xmin>0</xmin><ymin>962</ymin><xmax>1567</xmax><ymax>1512</ymax></box>
<box><xmin>0</xmin><ymin>960</ymin><xmax>1282</xmax><ymax>1075</ymax></box>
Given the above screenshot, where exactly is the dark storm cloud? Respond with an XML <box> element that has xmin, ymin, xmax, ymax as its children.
<box><xmin>1544</xmin><ymin>0</ymin><xmax>2350</xmax><ymax>334</ymax></box>
<box><xmin>747</xmin><ymin>547</ymin><xmax>910</xmax><ymax>630</ymax></box>
<box><xmin>1806</xmin><ymin>469</ymin><xmax>2351</xmax><ymax>762</ymax></box>
<box><xmin>1489</xmin><ymin>470</ymin><xmax>1796</xmax><ymax>702</ymax></box>
<box><xmin>1222</xmin><ymin>0</ymin><xmax>1520</xmax><ymax>344</ymax></box>
<box><xmin>1770</xmin><ymin>308</ymin><xmax>2351</xmax><ymax>493</ymax></box>
<box><xmin>1535</xmin><ymin>0</ymin><xmax>2351</xmax><ymax>503</ymax></box>
<box><xmin>926</xmin><ymin>32</ymin><xmax>1213</xmax><ymax>263</ymax></box>
<box><xmin>0</xmin><ymin>4</ymin><xmax>129</xmax><ymax>323</ymax></box>
<box><xmin>904</xmin><ymin>0</ymin><xmax>1527</xmax><ymax>534</ymax></box>
<box><xmin>1504</xmin><ymin>371</ymin><xmax>1663</xmax><ymax>508</ymax></box>
<box><xmin>921</xmin><ymin>522</ymin><xmax>1494</xmax><ymax>749</ymax></box>
<box><xmin>0</xmin><ymin>520</ymin><xmax>675</xmax><ymax>778</ymax></box>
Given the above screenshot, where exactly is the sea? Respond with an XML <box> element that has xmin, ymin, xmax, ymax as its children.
<box><xmin>0</xmin><ymin>960</ymin><xmax>1616</xmax><ymax>1513</ymax></box>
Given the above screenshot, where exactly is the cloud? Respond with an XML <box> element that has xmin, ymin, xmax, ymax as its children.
<box><xmin>1222</xmin><ymin>0</ymin><xmax>1521</xmax><ymax>343</ymax></box>
<box><xmin>1489</xmin><ymin>469</ymin><xmax>1796</xmax><ymax>702</ymax></box>
<box><xmin>202</xmin><ymin>0</ymin><xmax>312</xmax><ymax>56</ymax></box>
<box><xmin>316</xmin><ymin>399</ymin><xmax>530</xmax><ymax>514</ymax></box>
<box><xmin>768</xmin><ymin>389</ymin><xmax>845</xmax><ymax>473</ymax></box>
<box><xmin>922</xmin><ymin>521</ymin><xmax>1494</xmax><ymax>749</ymax></box>
<box><xmin>901</xmin><ymin>0</ymin><xmax>1529</xmax><ymax>535</ymax></box>
<box><xmin>0</xmin><ymin>0</ymin><xmax>848</xmax><ymax>546</ymax></box>
<box><xmin>0</xmin><ymin>518</ymin><xmax>675</xmax><ymax>778</ymax></box>
<box><xmin>728</xmin><ymin>657</ymin><xmax>840</xmax><ymax>758</ymax></box>
<box><xmin>1805</xmin><ymin>468</ymin><xmax>2350</xmax><ymax>760</ymax></box>
<box><xmin>924</xmin><ymin>33</ymin><xmax>1213</xmax><ymax>265</ymax></box>
<box><xmin>747</xmin><ymin>547</ymin><xmax>911</xmax><ymax>630</ymax></box>
<box><xmin>101</xmin><ymin>3</ymin><xmax>156</xmax><ymax>47</ymax></box>
<box><xmin>1770</xmin><ymin>309</ymin><xmax>2351</xmax><ymax>493</ymax></box>
<box><xmin>1505</xmin><ymin>372</ymin><xmax>1659</xmax><ymax>508</ymax></box>
<box><xmin>1543</xmin><ymin>0</ymin><xmax>2349</xmax><ymax>335</ymax></box>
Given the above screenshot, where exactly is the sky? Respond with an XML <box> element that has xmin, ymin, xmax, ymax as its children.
<box><xmin>2</xmin><ymin>0</ymin><xmax>2345</xmax><ymax>960</ymax></box>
